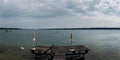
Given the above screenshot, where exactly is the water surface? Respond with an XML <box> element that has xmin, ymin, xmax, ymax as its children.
<box><xmin>0</xmin><ymin>30</ymin><xmax>120</xmax><ymax>60</ymax></box>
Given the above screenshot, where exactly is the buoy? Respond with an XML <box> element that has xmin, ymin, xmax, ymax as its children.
<box><xmin>21</xmin><ymin>47</ymin><xmax>25</xmax><ymax>50</ymax></box>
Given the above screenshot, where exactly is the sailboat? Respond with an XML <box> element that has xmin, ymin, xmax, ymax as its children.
<box><xmin>70</xmin><ymin>33</ymin><xmax>74</xmax><ymax>45</ymax></box>
<box><xmin>69</xmin><ymin>33</ymin><xmax>75</xmax><ymax>51</ymax></box>
<box><xmin>5</xmin><ymin>25</ymin><xmax>12</xmax><ymax>32</ymax></box>
<box><xmin>31</xmin><ymin>32</ymin><xmax>36</xmax><ymax>50</ymax></box>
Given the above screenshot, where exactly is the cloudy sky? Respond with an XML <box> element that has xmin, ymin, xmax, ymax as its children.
<box><xmin>0</xmin><ymin>0</ymin><xmax>120</xmax><ymax>29</ymax></box>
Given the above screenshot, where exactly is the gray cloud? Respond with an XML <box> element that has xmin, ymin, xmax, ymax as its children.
<box><xmin>1</xmin><ymin>0</ymin><xmax>120</xmax><ymax>17</ymax></box>
<box><xmin>0</xmin><ymin>0</ymin><xmax>72</xmax><ymax>18</ymax></box>
<box><xmin>0</xmin><ymin>0</ymin><xmax>120</xmax><ymax>28</ymax></box>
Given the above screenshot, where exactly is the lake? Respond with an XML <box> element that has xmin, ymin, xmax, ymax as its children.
<box><xmin>0</xmin><ymin>30</ymin><xmax>120</xmax><ymax>60</ymax></box>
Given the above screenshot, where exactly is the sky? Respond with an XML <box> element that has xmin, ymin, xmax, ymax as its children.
<box><xmin>1</xmin><ymin>0</ymin><xmax>120</xmax><ymax>29</ymax></box>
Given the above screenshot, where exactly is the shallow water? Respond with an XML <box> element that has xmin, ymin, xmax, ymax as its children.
<box><xmin>0</xmin><ymin>30</ymin><xmax>120</xmax><ymax>60</ymax></box>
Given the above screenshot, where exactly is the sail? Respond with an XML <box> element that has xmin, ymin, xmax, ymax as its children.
<box><xmin>32</xmin><ymin>32</ymin><xmax>36</xmax><ymax>47</ymax></box>
<box><xmin>32</xmin><ymin>32</ymin><xmax>36</xmax><ymax>42</ymax></box>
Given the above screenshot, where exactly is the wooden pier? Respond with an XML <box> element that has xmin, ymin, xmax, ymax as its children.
<box><xmin>30</xmin><ymin>45</ymin><xmax>89</xmax><ymax>60</ymax></box>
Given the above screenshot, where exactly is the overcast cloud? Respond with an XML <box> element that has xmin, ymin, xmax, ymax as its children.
<box><xmin>0</xmin><ymin>0</ymin><xmax>120</xmax><ymax>28</ymax></box>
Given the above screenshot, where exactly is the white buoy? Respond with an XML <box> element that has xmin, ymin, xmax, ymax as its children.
<box><xmin>21</xmin><ymin>47</ymin><xmax>25</xmax><ymax>50</ymax></box>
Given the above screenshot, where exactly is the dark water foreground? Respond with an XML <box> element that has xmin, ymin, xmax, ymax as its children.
<box><xmin>0</xmin><ymin>45</ymin><xmax>33</xmax><ymax>60</ymax></box>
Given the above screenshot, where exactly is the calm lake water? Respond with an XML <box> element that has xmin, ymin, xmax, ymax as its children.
<box><xmin>0</xmin><ymin>30</ymin><xmax>120</xmax><ymax>60</ymax></box>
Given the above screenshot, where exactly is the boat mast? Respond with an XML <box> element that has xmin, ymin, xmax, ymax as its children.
<box><xmin>70</xmin><ymin>33</ymin><xmax>74</xmax><ymax>45</ymax></box>
<box><xmin>32</xmin><ymin>32</ymin><xmax>36</xmax><ymax>47</ymax></box>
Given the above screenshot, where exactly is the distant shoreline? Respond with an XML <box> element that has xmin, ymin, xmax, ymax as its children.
<box><xmin>0</xmin><ymin>28</ymin><xmax>23</xmax><ymax>30</ymax></box>
<box><xmin>39</xmin><ymin>28</ymin><xmax>120</xmax><ymax>30</ymax></box>
<box><xmin>2</xmin><ymin>28</ymin><xmax>120</xmax><ymax>30</ymax></box>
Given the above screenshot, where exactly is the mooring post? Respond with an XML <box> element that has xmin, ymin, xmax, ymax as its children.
<box><xmin>80</xmin><ymin>54</ymin><xmax>85</xmax><ymax>60</ymax></box>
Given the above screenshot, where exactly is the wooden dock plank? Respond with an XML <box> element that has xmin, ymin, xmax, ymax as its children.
<box><xmin>30</xmin><ymin>45</ymin><xmax>89</xmax><ymax>60</ymax></box>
